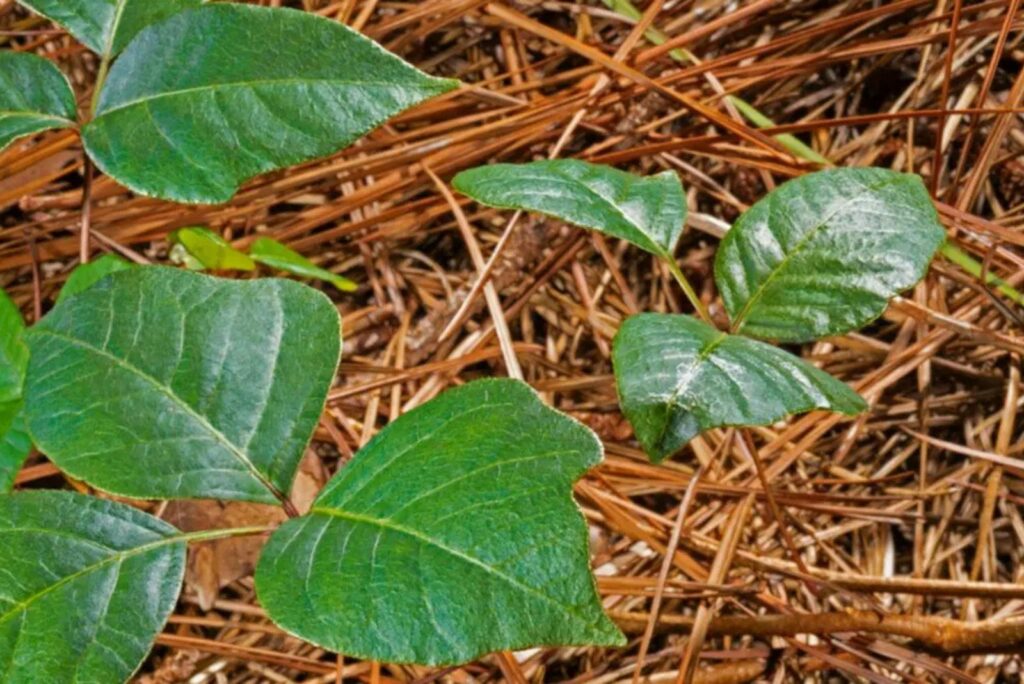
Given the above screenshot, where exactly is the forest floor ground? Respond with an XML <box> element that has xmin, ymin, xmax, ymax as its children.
<box><xmin>2</xmin><ymin>0</ymin><xmax>1024</xmax><ymax>682</ymax></box>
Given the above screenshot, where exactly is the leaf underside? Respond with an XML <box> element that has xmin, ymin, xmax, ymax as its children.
<box><xmin>715</xmin><ymin>167</ymin><xmax>946</xmax><ymax>342</ymax></box>
<box><xmin>24</xmin><ymin>267</ymin><xmax>341</xmax><ymax>503</ymax></box>
<box><xmin>256</xmin><ymin>379</ymin><xmax>624</xmax><ymax>665</ymax></box>
<box><xmin>0</xmin><ymin>490</ymin><xmax>185</xmax><ymax>682</ymax></box>
<box><xmin>453</xmin><ymin>159</ymin><xmax>686</xmax><ymax>257</ymax></box>
<box><xmin>0</xmin><ymin>51</ymin><xmax>75</xmax><ymax>153</ymax></box>
<box><xmin>16</xmin><ymin>0</ymin><xmax>202</xmax><ymax>56</ymax></box>
<box><xmin>613</xmin><ymin>314</ymin><xmax>866</xmax><ymax>461</ymax></box>
<box><xmin>82</xmin><ymin>4</ymin><xmax>458</xmax><ymax>204</ymax></box>
<box><xmin>0</xmin><ymin>289</ymin><xmax>29</xmax><ymax>492</ymax></box>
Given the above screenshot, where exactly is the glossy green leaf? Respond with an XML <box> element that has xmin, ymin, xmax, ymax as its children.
<box><xmin>170</xmin><ymin>227</ymin><xmax>255</xmax><ymax>271</ymax></box>
<box><xmin>250</xmin><ymin>237</ymin><xmax>357</xmax><ymax>292</ymax></box>
<box><xmin>0</xmin><ymin>289</ymin><xmax>29</xmax><ymax>492</ymax></box>
<box><xmin>16</xmin><ymin>0</ymin><xmax>201</xmax><ymax>56</ymax></box>
<box><xmin>24</xmin><ymin>266</ymin><xmax>341</xmax><ymax>503</ymax></box>
<box><xmin>82</xmin><ymin>4</ymin><xmax>459</xmax><ymax>204</ymax></box>
<box><xmin>452</xmin><ymin>159</ymin><xmax>686</xmax><ymax>257</ymax></box>
<box><xmin>256</xmin><ymin>379</ymin><xmax>624</xmax><ymax>665</ymax></box>
<box><xmin>715</xmin><ymin>168</ymin><xmax>945</xmax><ymax>342</ymax></box>
<box><xmin>0</xmin><ymin>52</ymin><xmax>75</xmax><ymax>153</ymax></box>
<box><xmin>57</xmin><ymin>253</ymin><xmax>134</xmax><ymax>303</ymax></box>
<box><xmin>613</xmin><ymin>314</ymin><xmax>866</xmax><ymax>461</ymax></box>
<box><xmin>0</xmin><ymin>490</ymin><xmax>186</xmax><ymax>682</ymax></box>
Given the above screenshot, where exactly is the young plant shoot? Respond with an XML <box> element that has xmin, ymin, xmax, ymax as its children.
<box><xmin>455</xmin><ymin>161</ymin><xmax>946</xmax><ymax>461</ymax></box>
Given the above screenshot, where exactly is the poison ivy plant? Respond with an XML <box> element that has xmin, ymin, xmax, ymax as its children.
<box><xmin>0</xmin><ymin>289</ymin><xmax>30</xmax><ymax>492</ymax></box>
<box><xmin>453</xmin><ymin>159</ymin><xmax>686</xmax><ymax>258</ymax></box>
<box><xmin>17</xmin><ymin>0</ymin><xmax>202</xmax><ymax>56</ymax></box>
<box><xmin>6</xmin><ymin>2</ymin><xmax>456</xmax><ymax>203</ymax></box>
<box><xmin>57</xmin><ymin>252</ymin><xmax>134</xmax><ymax>302</ymax></box>
<box><xmin>256</xmin><ymin>378</ymin><xmax>624</xmax><ymax>664</ymax></box>
<box><xmin>613</xmin><ymin>314</ymin><xmax>865</xmax><ymax>461</ymax></box>
<box><xmin>716</xmin><ymin>167</ymin><xmax>946</xmax><ymax>342</ymax></box>
<box><xmin>458</xmin><ymin>161</ymin><xmax>945</xmax><ymax>461</ymax></box>
<box><xmin>82</xmin><ymin>4</ymin><xmax>459</xmax><ymax>203</ymax></box>
<box><xmin>0</xmin><ymin>51</ymin><xmax>76</xmax><ymax>153</ymax></box>
<box><xmin>0</xmin><ymin>490</ymin><xmax>187</xmax><ymax>681</ymax></box>
<box><xmin>23</xmin><ymin>266</ymin><xmax>341</xmax><ymax>503</ymax></box>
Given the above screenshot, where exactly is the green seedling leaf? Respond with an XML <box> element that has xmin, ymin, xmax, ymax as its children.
<box><xmin>82</xmin><ymin>4</ymin><xmax>459</xmax><ymax>204</ymax></box>
<box><xmin>0</xmin><ymin>289</ymin><xmax>29</xmax><ymax>492</ymax></box>
<box><xmin>24</xmin><ymin>266</ymin><xmax>341</xmax><ymax>503</ymax></box>
<box><xmin>170</xmin><ymin>227</ymin><xmax>255</xmax><ymax>271</ymax></box>
<box><xmin>250</xmin><ymin>237</ymin><xmax>357</xmax><ymax>292</ymax></box>
<box><xmin>0</xmin><ymin>52</ymin><xmax>75</xmax><ymax>153</ymax></box>
<box><xmin>613</xmin><ymin>314</ymin><xmax>866</xmax><ymax>461</ymax></box>
<box><xmin>16</xmin><ymin>0</ymin><xmax>201</xmax><ymax>57</ymax></box>
<box><xmin>57</xmin><ymin>252</ymin><xmax>134</xmax><ymax>303</ymax></box>
<box><xmin>0</xmin><ymin>490</ymin><xmax>186</xmax><ymax>682</ymax></box>
<box><xmin>257</xmin><ymin>378</ymin><xmax>625</xmax><ymax>665</ymax></box>
<box><xmin>715</xmin><ymin>167</ymin><xmax>945</xmax><ymax>342</ymax></box>
<box><xmin>453</xmin><ymin>159</ymin><xmax>686</xmax><ymax>257</ymax></box>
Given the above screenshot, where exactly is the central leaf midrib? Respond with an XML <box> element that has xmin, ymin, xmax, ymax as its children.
<box><xmin>731</xmin><ymin>175</ymin><xmax>901</xmax><ymax>331</ymax></box>
<box><xmin>94</xmin><ymin>76</ymin><xmax>445</xmax><ymax>120</ymax></box>
<box><xmin>311</xmin><ymin>506</ymin><xmax>601</xmax><ymax>630</ymax></box>
<box><xmin>30</xmin><ymin>328</ymin><xmax>277</xmax><ymax>497</ymax></box>
<box><xmin>0</xmin><ymin>532</ymin><xmax>182</xmax><ymax>627</ymax></box>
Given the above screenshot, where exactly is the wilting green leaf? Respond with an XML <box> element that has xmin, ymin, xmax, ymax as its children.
<box><xmin>16</xmin><ymin>0</ymin><xmax>201</xmax><ymax>56</ymax></box>
<box><xmin>82</xmin><ymin>4</ymin><xmax>458</xmax><ymax>204</ymax></box>
<box><xmin>57</xmin><ymin>253</ymin><xmax>134</xmax><ymax>303</ymax></box>
<box><xmin>454</xmin><ymin>159</ymin><xmax>686</xmax><ymax>257</ymax></box>
<box><xmin>715</xmin><ymin>168</ymin><xmax>945</xmax><ymax>342</ymax></box>
<box><xmin>0</xmin><ymin>289</ymin><xmax>29</xmax><ymax>492</ymax></box>
<box><xmin>613</xmin><ymin>314</ymin><xmax>866</xmax><ymax>461</ymax></box>
<box><xmin>0</xmin><ymin>490</ymin><xmax>186</xmax><ymax>681</ymax></box>
<box><xmin>257</xmin><ymin>379</ymin><xmax>624</xmax><ymax>665</ymax></box>
<box><xmin>0</xmin><ymin>52</ymin><xmax>75</xmax><ymax>153</ymax></box>
<box><xmin>24</xmin><ymin>266</ymin><xmax>341</xmax><ymax>503</ymax></box>
<box><xmin>250</xmin><ymin>237</ymin><xmax>357</xmax><ymax>292</ymax></box>
<box><xmin>170</xmin><ymin>227</ymin><xmax>255</xmax><ymax>271</ymax></box>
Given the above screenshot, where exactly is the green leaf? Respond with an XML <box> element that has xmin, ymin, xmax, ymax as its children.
<box><xmin>23</xmin><ymin>266</ymin><xmax>341</xmax><ymax>503</ymax></box>
<box><xmin>0</xmin><ymin>410</ymin><xmax>31</xmax><ymax>491</ymax></box>
<box><xmin>82</xmin><ymin>4</ymin><xmax>459</xmax><ymax>204</ymax></box>
<box><xmin>613</xmin><ymin>314</ymin><xmax>866</xmax><ymax>461</ymax></box>
<box><xmin>0</xmin><ymin>289</ymin><xmax>29</xmax><ymax>492</ymax></box>
<box><xmin>0</xmin><ymin>490</ymin><xmax>186</xmax><ymax>682</ymax></box>
<box><xmin>57</xmin><ymin>253</ymin><xmax>134</xmax><ymax>303</ymax></box>
<box><xmin>0</xmin><ymin>52</ymin><xmax>75</xmax><ymax>153</ymax></box>
<box><xmin>169</xmin><ymin>227</ymin><xmax>255</xmax><ymax>271</ymax></box>
<box><xmin>715</xmin><ymin>168</ymin><xmax>945</xmax><ymax>342</ymax></box>
<box><xmin>250</xmin><ymin>237</ymin><xmax>357</xmax><ymax>292</ymax></box>
<box><xmin>16</xmin><ymin>0</ymin><xmax>202</xmax><ymax>56</ymax></box>
<box><xmin>453</xmin><ymin>159</ymin><xmax>686</xmax><ymax>257</ymax></box>
<box><xmin>256</xmin><ymin>378</ymin><xmax>624</xmax><ymax>665</ymax></box>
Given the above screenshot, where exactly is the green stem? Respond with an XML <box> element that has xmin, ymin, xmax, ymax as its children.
<box><xmin>940</xmin><ymin>242</ymin><xmax>1024</xmax><ymax>306</ymax></box>
<box><xmin>177</xmin><ymin>525</ymin><xmax>278</xmax><ymax>544</ymax></box>
<box><xmin>665</xmin><ymin>256</ymin><xmax>712</xmax><ymax>323</ymax></box>
<box><xmin>90</xmin><ymin>55</ymin><xmax>111</xmax><ymax>117</ymax></box>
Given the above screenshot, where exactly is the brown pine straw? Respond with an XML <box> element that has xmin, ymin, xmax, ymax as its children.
<box><xmin>4</xmin><ymin>0</ymin><xmax>1024</xmax><ymax>680</ymax></box>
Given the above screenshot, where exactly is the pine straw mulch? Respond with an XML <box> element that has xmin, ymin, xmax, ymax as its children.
<box><xmin>3</xmin><ymin>0</ymin><xmax>1024</xmax><ymax>681</ymax></box>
